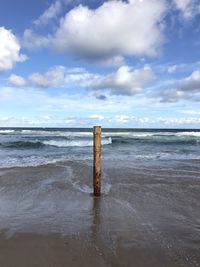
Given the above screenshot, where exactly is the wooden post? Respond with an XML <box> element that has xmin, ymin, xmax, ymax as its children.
<box><xmin>93</xmin><ymin>126</ymin><xmax>101</xmax><ymax>196</ymax></box>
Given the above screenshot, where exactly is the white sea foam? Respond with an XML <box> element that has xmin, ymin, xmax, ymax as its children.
<box><xmin>42</xmin><ymin>137</ymin><xmax>112</xmax><ymax>147</ymax></box>
<box><xmin>71</xmin><ymin>181</ymin><xmax>111</xmax><ymax>194</ymax></box>
<box><xmin>71</xmin><ymin>180</ymin><xmax>111</xmax><ymax>194</ymax></box>
<box><xmin>103</xmin><ymin>132</ymin><xmax>174</xmax><ymax>138</ymax></box>
<box><xmin>175</xmin><ymin>131</ymin><xmax>200</xmax><ymax>137</ymax></box>
<box><xmin>0</xmin><ymin>130</ymin><xmax>15</xmax><ymax>134</ymax></box>
<box><xmin>0</xmin><ymin>156</ymin><xmax>66</xmax><ymax>169</ymax></box>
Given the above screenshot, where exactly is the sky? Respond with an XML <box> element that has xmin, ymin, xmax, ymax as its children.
<box><xmin>0</xmin><ymin>0</ymin><xmax>200</xmax><ymax>128</ymax></box>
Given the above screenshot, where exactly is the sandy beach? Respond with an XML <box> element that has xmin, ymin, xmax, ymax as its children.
<box><xmin>0</xmin><ymin>159</ymin><xmax>199</xmax><ymax>267</ymax></box>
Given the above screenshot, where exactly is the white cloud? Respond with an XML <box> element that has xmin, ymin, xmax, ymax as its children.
<box><xmin>173</xmin><ymin>0</ymin><xmax>200</xmax><ymax>19</ymax></box>
<box><xmin>0</xmin><ymin>86</ymin><xmax>134</xmax><ymax>123</ymax></box>
<box><xmin>114</xmin><ymin>115</ymin><xmax>131</xmax><ymax>123</ymax></box>
<box><xmin>12</xmin><ymin>64</ymin><xmax>154</xmax><ymax>96</ymax></box>
<box><xmin>0</xmin><ymin>84</ymin><xmax>199</xmax><ymax>128</ymax></box>
<box><xmin>53</xmin><ymin>0</ymin><xmax>166</xmax><ymax>60</ymax></box>
<box><xmin>168</xmin><ymin>65</ymin><xmax>178</xmax><ymax>73</ymax></box>
<box><xmin>9</xmin><ymin>74</ymin><xmax>27</xmax><ymax>86</ymax></box>
<box><xmin>29</xmin><ymin>66</ymin><xmax>66</xmax><ymax>87</ymax></box>
<box><xmin>89</xmin><ymin>114</ymin><xmax>104</xmax><ymax>120</ymax></box>
<box><xmin>34</xmin><ymin>1</ymin><xmax>62</xmax><ymax>27</ymax></box>
<box><xmin>157</xmin><ymin>61</ymin><xmax>200</xmax><ymax>75</ymax></box>
<box><xmin>91</xmin><ymin>65</ymin><xmax>155</xmax><ymax>95</ymax></box>
<box><xmin>156</xmin><ymin>70</ymin><xmax>200</xmax><ymax>102</ymax></box>
<box><xmin>0</xmin><ymin>27</ymin><xmax>27</xmax><ymax>72</ymax></box>
<box><xmin>157</xmin><ymin>117</ymin><xmax>200</xmax><ymax>126</ymax></box>
<box><xmin>1</xmin><ymin>114</ymin><xmax>199</xmax><ymax>128</ymax></box>
<box><xmin>159</xmin><ymin>88</ymin><xmax>186</xmax><ymax>102</ymax></box>
<box><xmin>23</xmin><ymin>29</ymin><xmax>51</xmax><ymax>50</ymax></box>
<box><xmin>23</xmin><ymin>0</ymin><xmax>166</xmax><ymax>63</ymax></box>
<box><xmin>65</xmin><ymin>67</ymin><xmax>99</xmax><ymax>87</ymax></box>
<box><xmin>178</xmin><ymin>70</ymin><xmax>200</xmax><ymax>93</ymax></box>
<box><xmin>179</xmin><ymin>109</ymin><xmax>200</xmax><ymax>115</ymax></box>
<box><xmin>23</xmin><ymin>1</ymin><xmax>62</xmax><ymax>49</ymax></box>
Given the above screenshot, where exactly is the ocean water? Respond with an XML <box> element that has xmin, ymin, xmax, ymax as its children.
<box><xmin>0</xmin><ymin>128</ymin><xmax>199</xmax><ymax>168</ymax></box>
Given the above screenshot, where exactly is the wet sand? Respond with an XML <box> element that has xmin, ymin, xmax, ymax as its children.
<box><xmin>0</xmin><ymin>232</ymin><xmax>179</xmax><ymax>267</ymax></box>
<box><xmin>0</xmin><ymin>160</ymin><xmax>200</xmax><ymax>267</ymax></box>
<box><xmin>0</xmin><ymin>233</ymin><xmax>107</xmax><ymax>267</ymax></box>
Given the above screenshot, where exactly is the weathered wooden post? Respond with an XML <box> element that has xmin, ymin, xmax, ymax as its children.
<box><xmin>93</xmin><ymin>126</ymin><xmax>101</xmax><ymax>196</ymax></box>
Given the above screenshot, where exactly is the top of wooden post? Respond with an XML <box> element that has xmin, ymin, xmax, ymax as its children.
<box><xmin>93</xmin><ymin>126</ymin><xmax>101</xmax><ymax>134</ymax></box>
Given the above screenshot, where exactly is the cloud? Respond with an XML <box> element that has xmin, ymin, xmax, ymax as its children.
<box><xmin>181</xmin><ymin>70</ymin><xmax>200</xmax><ymax>91</ymax></box>
<box><xmin>23</xmin><ymin>0</ymin><xmax>166</xmax><ymax>63</ymax></box>
<box><xmin>65</xmin><ymin>67</ymin><xmax>99</xmax><ymax>87</ymax></box>
<box><xmin>0</xmin><ymin>27</ymin><xmax>27</xmax><ymax>72</ymax></box>
<box><xmin>9</xmin><ymin>74</ymin><xmax>27</xmax><ymax>86</ymax></box>
<box><xmin>89</xmin><ymin>114</ymin><xmax>104</xmax><ymax>120</ymax></box>
<box><xmin>97</xmin><ymin>55</ymin><xmax>125</xmax><ymax>67</ymax></box>
<box><xmin>159</xmin><ymin>88</ymin><xmax>186</xmax><ymax>102</ymax></box>
<box><xmin>0</xmin><ymin>82</ymin><xmax>199</xmax><ymax>128</ymax></box>
<box><xmin>1</xmin><ymin>113</ymin><xmax>199</xmax><ymax>128</ymax></box>
<box><xmin>53</xmin><ymin>0</ymin><xmax>166</xmax><ymax>60</ymax></box>
<box><xmin>0</xmin><ymin>86</ymin><xmax>134</xmax><ymax>123</ymax></box>
<box><xmin>7</xmin><ymin>66</ymin><xmax>97</xmax><ymax>89</ymax></box>
<box><xmin>173</xmin><ymin>0</ymin><xmax>200</xmax><ymax>19</ymax></box>
<box><xmin>61</xmin><ymin>64</ymin><xmax>155</xmax><ymax>96</ymax></box>
<box><xmin>157</xmin><ymin>61</ymin><xmax>200</xmax><ymax>75</ymax></box>
<box><xmin>23</xmin><ymin>1</ymin><xmax>62</xmax><ymax>49</ymax></box>
<box><xmin>156</xmin><ymin>117</ymin><xmax>200</xmax><ymax>126</ymax></box>
<box><xmin>34</xmin><ymin>1</ymin><xmax>62</xmax><ymax>27</ymax></box>
<box><xmin>168</xmin><ymin>65</ymin><xmax>178</xmax><ymax>73</ymax></box>
<box><xmin>114</xmin><ymin>115</ymin><xmax>131</xmax><ymax>123</ymax></box>
<box><xmin>156</xmin><ymin>70</ymin><xmax>200</xmax><ymax>102</ymax></box>
<box><xmin>179</xmin><ymin>109</ymin><xmax>200</xmax><ymax>115</ymax></box>
<box><xmin>29</xmin><ymin>66</ymin><xmax>66</xmax><ymax>87</ymax></box>
<box><xmin>95</xmin><ymin>94</ymin><xmax>107</xmax><ymax>101</ymax></box>
<box><xmin>23</xmin><ymin>29</ymin><xmax>51</xmax><ymax>50</ymax></box>
<box><xmin>91</xmin><ymin>65</ymin><xmax>155</xmax><ymax>95</ymax></box>
<box><xmin>6</xmin><ymin>64</ymin><xmax>154</xmax><ymax>97</ymax></box>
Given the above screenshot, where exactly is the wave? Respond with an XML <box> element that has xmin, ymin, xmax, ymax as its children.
<box><xmin>104</xmin><ymin>131</ymin><xmax>200</xmax><ymax>139</ymax></box>
<box><xmin>1</xmin><ymin>141</ymin><xmax>45</xmax><ymax>149</ymax></box>
<box><xmin>42</xmin><ymin>137</ymin><xmax>112</xmax><ymax>147</ymax></box>
<box><xmin>0</xmin><ymin>137</ymin><xmax>112</xmax><ymax>149</ymax></box>
<box><xmin>0</xmin><ymin>156</ymin><xmax>66</xmax><ymax>169</ymax></box>
<box><xmin>1</xmin><ymin>151</ymin><xmax>199</xmax><ymax>169</ymax></box>
<box><xmin>0</xmin><ymin>130</ymin><xmax>15</xmax><ymax>134</ymax></box>
<box><xmin>112</xmin><ymin>137</ymin><xmax>199</xmax><ymax>145</ymax></box>
<box><xmin>175</xmin><ymin>131</ymin><xmax>200</xmax><ymax>137</ymax></box>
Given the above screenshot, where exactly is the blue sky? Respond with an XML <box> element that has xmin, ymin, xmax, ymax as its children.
<box><xmin>0</xmin><ymin>0</ymin><xmax>200</xmax><ymax>128</ymax></box>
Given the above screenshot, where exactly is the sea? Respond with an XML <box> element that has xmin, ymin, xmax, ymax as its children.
<box><xmin>0</xmin><ymin>128</ymin><xmax>199</xmax><ymax>169</ymax></box>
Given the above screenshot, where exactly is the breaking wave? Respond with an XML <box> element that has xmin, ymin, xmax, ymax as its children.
<box><xmin>0</xmin><ymin>137</ymin><xmax>112</xmax><ymax>149</ymax></box>
<box><xmin>42</xmin><ymin>137</ymin><xmax>112</xmax><ymax>147</ymax></box>
<box><xmin>0</xmin><ymin>130</ymin><xmax>15</xmax><ymax>134</ymax></box>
